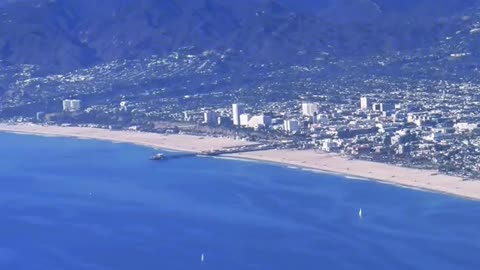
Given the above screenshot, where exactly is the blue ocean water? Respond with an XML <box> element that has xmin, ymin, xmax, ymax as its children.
<box><xmin>0</xmin><ymin>133</ymin><xmax>480</xmax><ymax>270</ymax></box>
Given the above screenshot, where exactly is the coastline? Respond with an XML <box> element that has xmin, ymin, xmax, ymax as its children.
<box><xmin>0</xmin><ymin>123</ymin><xmax>252</xmax><ymax>153</ymax></box>
<box><xmin>1</xmin><ymin>123</ymin><xmax>479</xmax><ymax>201</ymax></box>
<box><xmin>225</xmin><ymin>152</ymin><xmax>471</xmax><ymax>199</ymax></box>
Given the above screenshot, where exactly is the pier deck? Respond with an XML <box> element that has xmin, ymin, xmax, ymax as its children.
<box><xmin>153</xmin><ymin>143</ymin><xmax>279</xmax><ymax>161</ymax></box>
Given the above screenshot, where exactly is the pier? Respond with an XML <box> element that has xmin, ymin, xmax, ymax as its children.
<box><xmin>198</xmin><ymin>143</ymin><xmax>278</xmax><ymax>156</ymax></box>
<box><xmin>152</xmin><ymin>143</ymin><xmax>279</xmax><ymax>161</ymax></box>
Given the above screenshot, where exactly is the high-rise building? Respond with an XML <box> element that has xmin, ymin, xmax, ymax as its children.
<box><xmin>301</xmin><ymin>102</ymin><xmax>318</xmax><ymax>117</ymax></box>
<box><xmin>360</xmin><ymin>97</ymin><xmax>371</xmax><ymax>110</ymax></box>
<box><xmin>63</xmin><ymin>99</ymin><xmax>82</xmax><ymax>112</ymax></box>
<box><xmin>284</xmin><ymin>119</ymin><xmax>300</xmax><ymax>133</ymax></box>
<box><xmin>232</xmin><ymin>103</ymin><xmax>244</xmax><ymax>126</ymax></box>
<box><xmin>204</xmin><ymin>111</ymin><xmax>218</xmax><ymax>125</ymax></box>
<box><xmin>239</xmin><ymin>113</ymin><xmax>252</xmax><ymax>126</ymax></box>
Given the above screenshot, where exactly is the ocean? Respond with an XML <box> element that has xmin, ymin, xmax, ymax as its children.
<box><xmin>0</xmin><ymin>133</ymin><xmax>479</xmax><ymax>270</ymax></box>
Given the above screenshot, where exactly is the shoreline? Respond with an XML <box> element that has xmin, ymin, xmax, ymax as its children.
<box><xmin>0</xmin><ymin>123</ymin><xmax>253</xmax><ymax>153</ymax></box>
<box><xmin>221</xmin><ymin>154</ymin><xmax>451</xmax><ymax>199</ymax></box>
<box><xmin>229</xmin><ymin>151</ymin><xmax>480</xmax><ymax>201</ymax></box>
<box><xmin>1</xmin><ymin>123</ymin><xmax>479</xmax><ymax>201</ymax></box>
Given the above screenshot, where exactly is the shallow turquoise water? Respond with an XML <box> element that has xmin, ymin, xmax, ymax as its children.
<box><xmin>0</xmin><ymin>133</ymin><xmax>479</xmax><ymax>270</ymax></box>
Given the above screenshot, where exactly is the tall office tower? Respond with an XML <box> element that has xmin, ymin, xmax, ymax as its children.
<box><xmin>232</xmin><ymin>103</ymin><xmax>244</xmax><ymax>126</ymax></box>
<box><xmin>360</xmin><ymin>97</ymin><xmax>371</xmax><ymax>110</ymax></box>
<box><xmin>301</xmin><ymin>102</ymin><xmax>319</xmax><ymax>117</ymax></box>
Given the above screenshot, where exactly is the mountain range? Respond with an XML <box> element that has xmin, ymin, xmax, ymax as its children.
<box><xmin>0</xmin><ymin>0</ymin><xmax>478</xmax><ymax>71</ymax></box>
<box><xmin>0</xmin><ymin>0</ymin><xmax>480</xmax><ymax>115</ymax></box>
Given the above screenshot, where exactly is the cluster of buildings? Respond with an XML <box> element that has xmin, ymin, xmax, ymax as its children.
<box><xmin>186</xmin><ymin>93</ymin><xmax>480</xmax><ymax>179</ymax></box>
<box><xmin>20</xmin><ymin>84</ymin><xmax>480</xmax><ymax>180</ymax></box>
<box><xmin>34</xmin><ymin>99</ymin><xmax>83</xmax><ymax>123</ymax></box>
<box><xmin>201</xmin><ymin>102</ymin><xmax>324</xmax><ymax>133</ymax></box>
<box><xmin>200</xmin><ymin>103</ymin><xmax>273</xmax><ymax>130</ymax></box>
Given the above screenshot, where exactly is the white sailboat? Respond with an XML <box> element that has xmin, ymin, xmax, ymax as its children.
<box><xmin>201</xmin><ymin>253</ymin><xmax>205</xmax><ymax>263</ymax></box>
<box><xmin>358</xmin><ymin>208</ymin><xmax>363</xmax><ymax>218</ymax></box>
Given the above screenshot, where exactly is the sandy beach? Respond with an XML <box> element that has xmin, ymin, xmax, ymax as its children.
<box><xmin>230</xmin><ymin>150</ymin><xmax>480</xmax><ymax>200</ymax></box>
<box><xmin>1</xmin><ymin>123</ymin><xmax>479</xmax><ymax>200</ymax></box>
<box><xmin>0</xmin><ymin>123</ymin><xmax>252</xmax><ymax>153</ymax></box>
